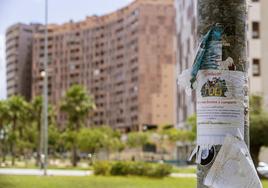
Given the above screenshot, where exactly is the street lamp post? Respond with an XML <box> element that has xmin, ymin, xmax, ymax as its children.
<box><xmin>41</xmin><ymin>0</ymin><xmax>49</xmax><ymax>176</ymax></box>
<box><xmin>195</xmin><ymin>0</ymin><xmax>248</xmax><ymax>187</ymax></box>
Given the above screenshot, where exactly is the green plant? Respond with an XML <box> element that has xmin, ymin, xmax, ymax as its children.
<box><xmin>127</xmin><ymin>132</ymin><xmax>149</xmax><ymax>148</ymax></box>
<box><xmin>93</xmin><ymin>161</ymin><xmax>111</xmax><ymax>176</ymax></box>
<box><xmin>128</xmin><ymin>162</ymin><xmax>148</xmax><ymax>176</ymax></box>
<box><xmin>6</xmin><ymin>95</ymin><xmax>30</xmax><ymax>166</ymax></box>
<box><xmin>148</xmin><ymin>163</ymin><xmax>172</xmax><ymax>178</ymax></box>
<box><xmin>60</xmin><ymin>85</ymin><xmax>95</xmax><ymax>166</ymax></box>
<box><xmin>99</xmin><ymin>161</ymin><xmax>172</xmax><ymax>178</ymax></box>
<box><xmin>110</xmin><ymin>161</ymin><xmax>129</xmax><ymax>176</ymax></box>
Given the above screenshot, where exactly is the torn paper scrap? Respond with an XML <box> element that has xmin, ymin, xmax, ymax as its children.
<box><xmin>177</xmin><ymin>69</ymin><xmax>193</xmax><ymax>96</ymax></box>
<box><xmin>204</xmin><ymin>135</ymin><xmax>262</xmax><ymax>188</ymax></box>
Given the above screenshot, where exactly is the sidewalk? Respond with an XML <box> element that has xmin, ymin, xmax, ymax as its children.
<box><xmin>0</xmin><ymin>168</ymin><xmax>92</xmax><ymax>176</ymax></box>
<box><xmin>0</xmin><ymin>168</ymin><xmax>196</xmax><ymax>178</ymax></box>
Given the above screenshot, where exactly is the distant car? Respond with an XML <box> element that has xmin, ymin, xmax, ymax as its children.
<box><xmin>257</xmin><ymin>162</ymin><xmax>268</xmax><ymax>178</ymax></box>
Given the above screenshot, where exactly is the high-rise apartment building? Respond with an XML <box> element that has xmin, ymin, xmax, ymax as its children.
<box><xmin>261</xmin><ymin>0</ymin><xmax>268</xmax><ymax>110</ymax></box>
<box><xmin>174</xmin><ymin>0</ymin><xmax>197</xmax><ymax>127</ymax></box>
<box><xmin>175</xmin><ymin>0</ymin><xmax>268</xmax><ymax>125</ymax></box>
<box><xmin>5</xmin><ymin>23</ymin><xmax>40</xmax><ymax>100</ymax></box>
<box><xmin>31</xmin><ymin>0</ymin><xmax>176</xmax><ymax>131</ymax></box>
<box><xmin>250</xmin><ymin>0</ymin><xmax>268</xmax><ymax>109</ymax></box>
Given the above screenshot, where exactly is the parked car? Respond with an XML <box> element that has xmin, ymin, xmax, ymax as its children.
<box><xmin>257</xmin><ymin>162</ymin><xmax>268</xmax><ymax>178</ymax></box>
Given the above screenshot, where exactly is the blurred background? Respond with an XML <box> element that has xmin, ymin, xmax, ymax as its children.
<box><xmin>0</xmin><ymin>0</ymin><xmax>268</xmax><ymax>187</ymax></box>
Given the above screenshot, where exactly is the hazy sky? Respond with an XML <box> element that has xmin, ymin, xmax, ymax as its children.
<box><xmin>0</xmin><ymin>0</ymin><xmax>134</xmax><ymax>99</ymax></box>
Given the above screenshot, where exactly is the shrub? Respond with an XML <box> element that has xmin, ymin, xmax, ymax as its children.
<box><xmin>129</xmin><ymin>162</ymin><xmax>149</xmax><ymax>176</ymax></box>
<box><xmin>93</xmin><ymin>161</ymin><xmax>111</xmax><ymax>176</ymax></box>
<box><xmin>110</xmin><ymin>161</ymin><xmax>129</xmax><ymax>176</ymax></box>
<box><xmin>97</xmin><ymin>161</ymin><xmax>172</xmax><ymax>178</ymax></box>
<box><xmin>147</xmin><ymin>163</ymin><xmax>173</xmax><ymax>178</ymax></box>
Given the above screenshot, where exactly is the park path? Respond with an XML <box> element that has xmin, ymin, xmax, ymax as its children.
<box><xmin>0</xmin><ymin>168</ymin><xmax>93</xmax><ymax>176</ymax></box>
<box><xmin>0</xmin><ymin>168</ymin><xmax>196</xmax><ymax>178</ymax></box>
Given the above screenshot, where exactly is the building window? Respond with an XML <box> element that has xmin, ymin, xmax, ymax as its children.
<box><xmin>252</xmin><ymin>22</ymin><xmax>260</xmax><ymax>39</ymax></box>
<box><xmin>252</xmin><ymin>59</ymin><xmax>261</xmax><ymax>76</ymax></box>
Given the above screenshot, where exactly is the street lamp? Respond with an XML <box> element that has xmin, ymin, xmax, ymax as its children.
<box><xmin>41</xmin><ymin>0</ymin><xmax>48</xmax><ymax>176</ymax></box>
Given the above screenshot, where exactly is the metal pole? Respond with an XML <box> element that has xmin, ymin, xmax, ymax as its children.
<box><xmin>196</xmin><ymin>0</ymin><xmax>248</xmax><ymax>187</ymax></box>
<box><xmin>42</xmin><ymin>0</ymin><xmax>49</xmax><ymax>176</ymax></box>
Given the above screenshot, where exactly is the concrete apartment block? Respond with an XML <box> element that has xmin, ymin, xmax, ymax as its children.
<box><xmin>30</xmin><ymin>0</ymin><xmax>176</xmax><ymax>131</ymax></box>
<box><xmin>5</xmin><ymin>23</ymin><xmax>40</xmax><ymax>101</ymax></box>
<box><xmin>174</xmin><ymin>0</ymin><xmax>197</xmax><ymax>127</ymax></box>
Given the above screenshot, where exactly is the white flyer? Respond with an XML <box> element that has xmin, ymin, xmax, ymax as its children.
<box><xmin>196</xmin><ymin>70</ymin><xmax>245</xmax><ymax>145</ymax></box>
<box><xmin>204</xmin><ymin>135</ymin><xmax>262</xmax><ymax>188</ymax></box>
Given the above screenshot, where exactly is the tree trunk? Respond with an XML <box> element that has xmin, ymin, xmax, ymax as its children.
<box><xmin>36</xmin><ymin>122</ymin><xmax>41</xmax><ymax>167</ymax></box>
<box><xmin>72</xmin><ymin>124</ymin><xmax>79</xmax><ymax>167</ymax></box>
<box><xmin>18</xmin><ymin>127</ymin><xmax>24</xmax><ymax>158</ymax></box>
<box><xmin>11</xmin><ymin>117</ymin><xmax>17</xmax><ymax>166</ymax></box>
<box><xmin>196</xmin><ymin>1</ymin><xmax>248</xmax><ymax>187</ymax></box>
<box><xmin>72</xmin><ymin>144</ymin><xmax>78</xmax><ymax>167</ymax></box>
<box><xmin>2</xmin><ymin>149</ymin><xmax>6</xmax><ymax>163</ymax></box>
<box><xmin>251</xmin><ymin>145</ymin><xmax>261</xmax><ymax>167</ymax></box>
<box><xmin>11</xmin><ymin>142</ymin><xmax>15</xmax><ymax>166</ymax></box>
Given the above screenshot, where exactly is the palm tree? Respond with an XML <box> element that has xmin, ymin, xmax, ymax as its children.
<box><xmin>6</xmin><ymin>96</ymin><xmax>30</xmax><ymax>166</ymax></box>
<box><xmin>30</xmin><ymin>96</ymin><xmax>59</xmax><ymax>166</ymax></box>
<box><xmin>0</xmin><ymin>100</ymin><xmax>9</xmax><ymax>132</ymax></box>
<box><xmin>0</xmin><ymin>100</ymin><xmax>9</xmax><ymax>162</ymax></box>
<box><xmin>30</xmin><ymin>96</ymin><xmax>43</xmax><ymax>166</ymax></box>
<box><xmin>60</xmin><ymin>85</ymin><xmax>95</xmax><ymax>166</ymax></box>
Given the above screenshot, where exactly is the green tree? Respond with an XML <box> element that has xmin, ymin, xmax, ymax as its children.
<box><xmin>161</xmin><ymin>128</ymin><xmax>195</xmax><ymax>143</ymax></box>
<box><xmin>0</xmin><ymin>100</ymin><xmax>9</xmax><ymax>162</ymax></box>
<box><xmin>30</xmin><ymin>96</ymin><xmax>43</xmax><ymax>166</ymax></box>
<box><xmin>250</xmin><ymin>95</ymin><xmax>263</xmax><ymax>115</ymax></box>
<box><xmin>157</xmin><ymin>126</ymin><xmax>194</xmax><ymax>160</ymax></box>
<box><xmin>78</xmin><ymin>126</ymin><xmax>123</xmax><ymax>161</ymax></box>
<box><xmin>127</xmin><ymin>132</ymin><xmax>149</xmax><ymax>149</ymax></box>
<box><xmin>250</xmin><ymin>113</ymin><xmax>268</xmax><ymax>166</ymax></box>
<box><xmin>249</xmin><ymin>95</ymin><xmax>268</xmax><ymax>166</ymax></box>
<box><xmin>0</xmin><ymin>100</ymin><xmax>8</xmax><ymax>129</ymax></box>
<box><xmin>6</xmin><ymin>96</ymin><xmax>30</xmax><ymax>166</ymax></box>
<box><xmin>17</xmin><ymin>121</ymin><xmax>36</xmax><ymax>166</ymax></box>
<box><xmin>48</xmin><ymin>121</ymin><xmax>61</xmax><ymax>158</ymax></box>
<box><xmin>97</xmin><ymin>126</ymin><xmax>123</xmax><ymax>159</ymax></box>
<box><xmin>78</xmin><ymin>128</ymin><xmax>103</xmax><ymax>154</ymax></box>
<box><xmin>60</xmin><ymin>85</ymin><xmax>95</xmax><ymax>166</ymax></box>
<box><xmin>29</xmin><ymin>96</ymin><xmax>59</xmax><ymax>166</ymax></box>
<box><xmin>186</xmin><ymin>114</ymin><xmax>197</xmax><ymax>140</ymax></box>
<box><xmin>127</xmin><ymin>132</ymin><xmax>149</xmax><ymax>161</ymax></box>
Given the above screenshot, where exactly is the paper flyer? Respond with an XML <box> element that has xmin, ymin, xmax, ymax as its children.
<box><xmin>196</xmin><ymin>70</ymin><xmax>245</xmax><ymax>145</ymax></box>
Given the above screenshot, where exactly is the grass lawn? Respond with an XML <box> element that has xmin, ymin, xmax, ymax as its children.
<box><xmin>172</xmin><ymin>166</ymin><xmax>196</xmax><ymax>174</ymax></box>
<box><xmin>0</xmin><ymin>176</ymin><xmax>195</xmax><ymax>188</ymax></box>
<box><xmin>0</xmin><ymin>175</ymin><xmax>267</xmax><ymax>188</ymax></box>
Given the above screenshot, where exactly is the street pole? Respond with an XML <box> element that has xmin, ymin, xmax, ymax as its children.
<box><xmin>196</xmin><ymin>0</ymin><xmax>248</xmax><ymax>187</ymax></box>
<box><xmin>42</xmin><ymin>0</ymin><xmax>49</xmax><ymax>176</ymax></box>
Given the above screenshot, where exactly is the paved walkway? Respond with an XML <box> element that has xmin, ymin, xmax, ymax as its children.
<box><xmin>0</xmin><ymin>168</ymin><xmax>196</xmax><ymax>178</ymax></box>
<box><xmin>170</xmin><ymin>173</ymin><xmax>196</xmax><ymax>178</ymax></box>
<box><xmin>0</xmin><ymin>168</ymin><xmax>92</xmax><ymax>176</ymax></box>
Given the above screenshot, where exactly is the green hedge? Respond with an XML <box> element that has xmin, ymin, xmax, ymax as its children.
<box><xmin>93</xmin><ymin>161</ymin><xmax>111</xmax><ymax>176</ymax></box>
<box><xmin>93</xmin><ymin>161</ymin><xmax>172</xmax><ymax>178</ymax></box>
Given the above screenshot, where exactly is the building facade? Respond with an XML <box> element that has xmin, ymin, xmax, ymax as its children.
<box><xmin>251</xmin><ymin>0</ymin><xmax>268</xmax><ymax>110</ymax></box>
<box><xmin>261</xmin><ymin>0</ymin><xmax>268</xmax><ymax>110</ymax></box>
<box><xmin>5</xmin><ymin>23</ymin><xmax>40</xmax><ymax>101</ymax></box>
<box><xmin>31</xmin><ymin>0</ymin><xmax>176</xmax><ymax>131</ymax></box>
<box><xmin>174</xmin><ymin>0</ymin><xmax>197</xmax><ymax>127</ymax></box>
